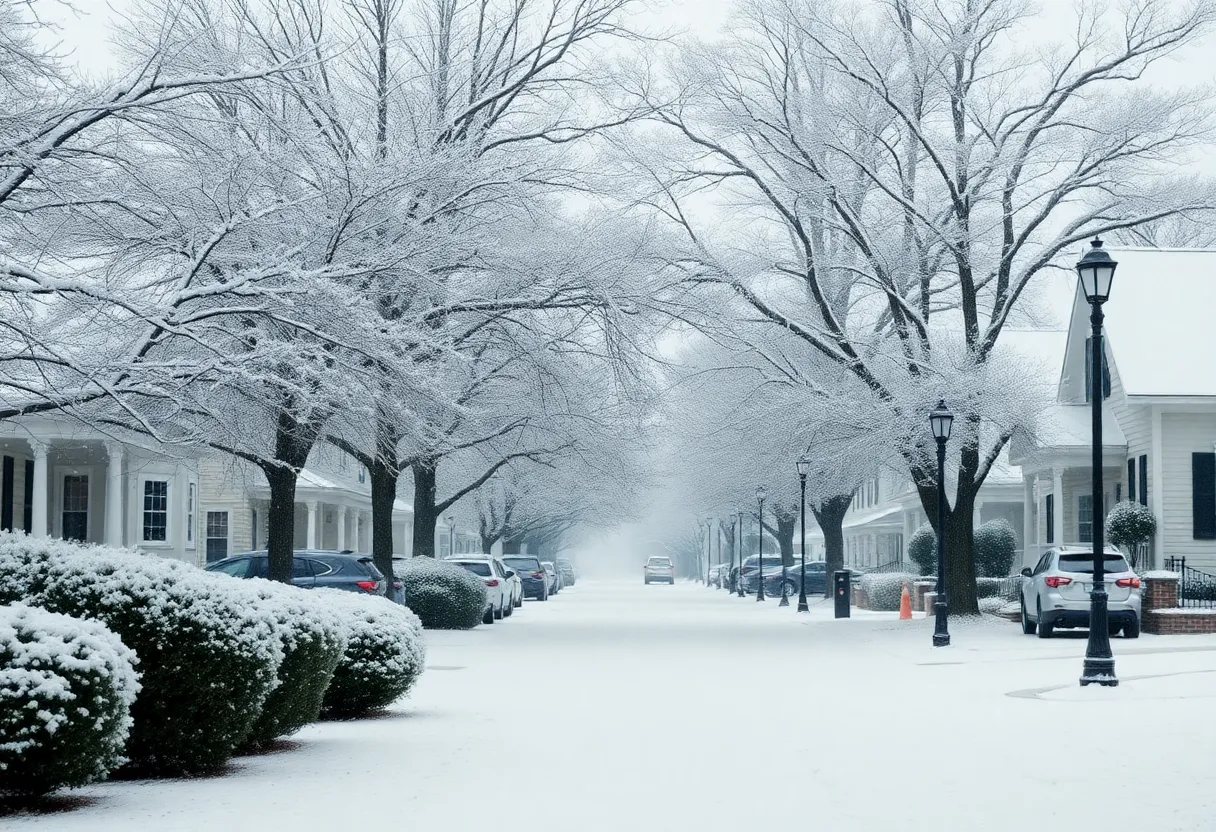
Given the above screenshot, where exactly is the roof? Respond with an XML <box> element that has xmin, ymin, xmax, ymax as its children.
<box><xmin>1027</xmin><ymin>403</ymin><xmax>1127</xmax><ymax>449</ymax></box>
<box><xmin>1087</xmin><ymin>248</ymin><xmax>1216</xmax><ymax>397</ymax></box>
<box><xmin>843</xmin><ymin>505</ymin><xmax>903</xmax><ymax>530</ymax></box>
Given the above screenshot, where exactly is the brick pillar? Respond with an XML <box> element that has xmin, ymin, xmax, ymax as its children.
<box><xmin>1144</xmin><ymin>575</ymin><xmax>1179</xmax><ymax>611</ymax></box>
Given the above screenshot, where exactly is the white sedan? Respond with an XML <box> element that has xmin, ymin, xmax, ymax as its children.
<box><xmin>447</xmin><ymin>557</ymin><xmax>513</xmax><ymax>623</ymax></box>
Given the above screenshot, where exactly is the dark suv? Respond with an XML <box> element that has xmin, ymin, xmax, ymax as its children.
<box><xmin>502</xmin><ymin>555</ymin><xmax>549</xmax><ymax>601</ymax></box>
<box><xmin>206</xmin><ymin>550</ymin><xmax>389</xmax><ymax>597</ymax></box>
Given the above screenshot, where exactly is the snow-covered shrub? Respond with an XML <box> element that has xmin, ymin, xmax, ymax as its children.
<box><xmin>397</xmin><ymin>557</ymin><xmax>487</xmax><ymax>630</ymax></box>
<box><xmin>0</xmin><ymin>534</ymin><xmax>283</xmax><ymax>776</ymax></box>
<box><xmin>321</xmin><ymin>590</ymin><xmax>426</xmax><ymax>718</ymax></box>
<box><xmin>0</xmin><ymin>603</ymin><xmax>140</xmax><ymax>795</ymax></box>
<box><xmin>858</xmin><ymin>573</ymin><xmax>917</xmax><ymax>611</ymax></box>
<box><xmin>242</xmin><ymin>582</ymin><xmax>347</xmax><ymax>748</ymax></box>
<box><xmin>908</xmin><ymin>524</ymin><xmax>936</xmax><ymax>575</ymax></box>
<box><xmin>1106</xmin><ymin>502</ymin><xmax>1157</xmax><ymax>568</ymax></box>
<box><xmin>974</xmin><ymin>519</ymin><xmax>1018</xmax><ymax>577</ymax></box>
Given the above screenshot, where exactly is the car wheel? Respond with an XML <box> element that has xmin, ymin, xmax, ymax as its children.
<box><xmin>1036</xmin><ymin>601</ymin><xmax>1052</xmax><ymax>639</ymax></box>
<box><xmin>494</xmin><ymin>602</ymin><xmax>504</xmax><ymax>620</ymax></box>
<box><xmin>1020</xmin><ymin>599</ymin><xmax>1037</xmax><ymax>635</ymax></box>
<box><xmin>782</xmin><ymin>581</ymin><xmax>798</xmax><ymax>599</ymax></box>
<box><xmin>1124</xmin><ymin>617</ymin><xmax>1141</xmax><ymax>639</ymax></box>
<box><xmin>483</xmin><ymin>606</ymin><xmax>494</xmax><ymax>625</ymax></box>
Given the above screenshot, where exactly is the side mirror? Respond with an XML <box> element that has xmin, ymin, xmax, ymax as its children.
<box><xmin>504</xmin><ymin>570</ymin><xmax>515</xmax><ymax>578</ymax></box>
<box><xmin>1020</xmin><ymin>567</ymin><xmax>1033</xmax><ymax>578</ymax></box>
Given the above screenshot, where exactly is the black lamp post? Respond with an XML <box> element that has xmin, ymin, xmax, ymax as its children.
<box><xmin>706</xmin><ymin>516</ymin><xmax>714</xmax><ymax>587</ymax></box>
<box><xmin>1078</xmin><ymin>238</ymin><xmax>1119</xmax><ymax>687</ymax></box>
<box><xmin>930</xmin><ymin>400</ymin><xmax>953</xmax><ymax>648</ymax></box>
<box><xmin>796</xmin><ymin>455</ymin><xmax>811</xmax><ymax>612</ymax></box>
<box><xmin>736</xmin><ymin>509</ymin><xmax>746</xmax><ymax>597</ymax></box>
<box><xmin>756</xmin><ymin>486</ymin><xmax>767</xmax><ymax>601</ymax></box>
<box><xmin>725</xmin><ymin>516</ymin><xmax>733</xmax><ymax>592</ymax></box>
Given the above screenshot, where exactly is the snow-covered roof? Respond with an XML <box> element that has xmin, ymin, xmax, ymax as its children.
<box><xmin>1089</xmin><ymin>248</ymin><xmax>1216</xmax><ymax>397</ymax></box>
<box><xmin>842</xmin><ymin>505</ymin><xmax>902</xmax><ymax>530</ymax></box>
<box><xmin>1028</xmin><ymin>403</ymin><xmax>1127</xmax><ymax>449</ymax></box>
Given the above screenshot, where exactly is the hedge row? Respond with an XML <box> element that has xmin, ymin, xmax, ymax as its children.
<box><xmin>0</xmin><ymin>535</ymin><xmax>426</xmax><ymax>796</ymax></box>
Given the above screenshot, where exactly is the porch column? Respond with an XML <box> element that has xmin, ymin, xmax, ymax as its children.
<box><xmin>1052</xmin><ymin>468</ymin><xmax>1064</xmax><ymax>545</ymax></box>
<box><xmin>973</xmin><ymin>498</ymin><xmax>985</xmax><ymax>529</ymax></box>
<box><xmin>353</xmin><ymin>510</ymin><xmax>363</xmax><ymax>552</ymax></box>
<box><xmin>306</xmin><ymin>501</ymin><xmax>318</xmax><ymax>549</ymax></box>
<box><xmin>105</xmin><ymin>442</ymin><xmax>124</xmax><ymax>547</ymax></box>
<box><xmin>336</xmin><ymin>506</ymin><xmax>347</xmax><ymax>551</ymax></box>
<box><xmin>1022</xmin><ymin>475</ymin><xmax>1035</xmax><ymax>565</ymax></box>
<box><xmin>30</xmin><ymin>440</ymin><xmax>48</xmax><ymax>538</ymax></box>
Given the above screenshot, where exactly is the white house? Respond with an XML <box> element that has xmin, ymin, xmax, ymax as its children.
<box><xmin>1010</xmin><ymin>248</ymin><xmax>1216</xmax><ymax>571</ymax></box>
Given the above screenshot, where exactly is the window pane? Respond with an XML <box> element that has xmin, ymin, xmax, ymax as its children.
<box><xmin>142</xmin><ymin>480</ymin><xmax>168</xmax><ymax>542</ymax></box>
<box><xmin>1078</xmin><ymin>495</ymin><xmax>1093</xmax><ymax>544</ymax></box>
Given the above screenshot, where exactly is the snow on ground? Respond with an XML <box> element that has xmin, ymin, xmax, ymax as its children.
<box><xmin>6</xmin><ymin>580</ymin><xmax>1216</xmax><ymax>831</ymax></box>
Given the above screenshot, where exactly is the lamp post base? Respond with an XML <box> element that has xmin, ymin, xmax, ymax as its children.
<box><xmin>932</xmin><ymin>599</ymin><xmax>950</xmax><ymax>647</ymax></box>
<box><xmin>1080</xmin><ymin>589</ymin><xmax>1118</xmax><ymax>686</ymax></box>
<box><xmin>756</xmin><ymin>588</ymin><xmax>766</xmax><ymax>602</ymax></box>
<box><xmin>778</xmin><ymin>594</ymin><xmax>789</xmax><ymax>607</ymax></box>
<box><xmin>797</xmin><ymin>596</ymin><xmax>809</xmax><ymax>613</ymax></box>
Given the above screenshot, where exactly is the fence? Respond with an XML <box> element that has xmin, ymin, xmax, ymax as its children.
<box><xmin>1163</xmin><ymin>557</ymin><xmax>1216</xmax><ymax>609</ymax></box>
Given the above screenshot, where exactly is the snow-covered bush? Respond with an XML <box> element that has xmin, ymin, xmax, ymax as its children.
<box><xmin>321</xmin><ymin>590</ymin><xmax>426</xmax><ymax>718</ymax></box>
<box><xmin>858</xmin><ymin>573</ymin><xmax>916</xmax><ymax>611</ymax></box>
<box><xmin>908</xmin><ymin>524</ymin><xmax>936</xmax><ymax>576</ymax></box>
<box><xmin>0</xmin><ymin>535</ymin><xmax>283</xmax><ymax>776</ymax></box>
<box><xmin>242</xmin><ymin>582</ymin><xmax>347</xmax><ymax>748</ymax></box>
<box><xmin>0</xmin><ymin>603</ymin><xmax>140</xmax><ymax>795</ymax></box>
<box><xmin>397</xmin><ymin>557</ymin><xmax>487</xmax><ymax>630</ymax></box>
<box><xmin>1106</xmin><ymin>502</ymin><xmax>1157</xmax><ymax>568</ymax></box>
<box><xmin>974</xmin><ymin>519</ymin><xmax>1018</xmax><ymax>577</ymax></box>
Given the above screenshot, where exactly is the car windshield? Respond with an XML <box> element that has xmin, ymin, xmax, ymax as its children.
<box><xmin>504</xmin><ymin>558</ymin><xmax>541</xmax><ymax>572</ymax></box>
<box><xmin>1058</xmin><ymin>554</ymin><xmax>1130</xmax><ymax>574</ymax></box>
<box><xmin>647</xmin><ymin>558</ymin><xmax>671</xmax><ymax>567</ymax></box>
<box><xmin>743</xmin><ymin>557</ymin><xmax>783</xmax><ymax>569</ymax></box>
<box><xmin>456</xmin><ymin>561</ymin><xmax>492</xmax><ymax>577</ymax></box>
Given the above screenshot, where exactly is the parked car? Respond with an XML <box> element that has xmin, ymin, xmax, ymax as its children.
<box><xmin>644</xmin><ymin>555</ymin><xmax>675</xmax><ymax>584</ymax></box>
<box><xmin>739</xmin><ymin>555</ymin><xmax>785</xmax><ymax>594</ymax></box>
<box><xmin>541</xmin><ymin>560</ymin><xmax>561</xmax><ymax>595</ymax></box>
<box><xmin>494</xmin><ymin>557</ymin><xmax>524</xmax><ymax>608</ymax></box>
<box><xmin>207</xmin><ymin>550</ymin><xmax>388</xmax><ymax>597</ymax></box>
<box><xmin>556</xmin><ymin>557</ymin><xmax>577</xmax><ymax>586</ymax></box>
<box><xmin>448</xmin><ymin>557</ymin><xmax>512</xmax><ymax>623</ymax></box>
<box><xmin>727</xmin><ymin>564</ymin><xmax>740</xmax><ymax>593</ymax></box>
<box><xmin>763</xmin><ymin>560</ymin><xmax>829</xmax><ymax>598</ymax></box>
<box><xmin>503</xmin><ymin>555</ymin><xmax>550</xmax><ymax>601</ymax></box>
<box><xmin>708</xmin><ymin>563</ymin><xmax>726</xmax><ymax>588</ymax></box>
<box><xmin>1020</xmin><ymin>546</ymin><xmax>1142</xmax><ymax>639</ymax></box>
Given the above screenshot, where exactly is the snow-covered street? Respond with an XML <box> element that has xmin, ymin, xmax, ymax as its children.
<box><xmin>9</xmin><ymin>581</ymin><xmax>1216</xmax><ymax>832</ymax></box>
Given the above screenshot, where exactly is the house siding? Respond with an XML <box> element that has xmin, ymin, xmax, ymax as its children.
<box><xmin>198</xmin><ymin>456</ymin><xmax>258</xmax><ymax>558</ymax></box>
<box><xmin>1160</xmin><ymin>411</ymin><xmax>1216</xmax><ymax>569</ymax></box>
<box><xmin>1106</xmin><ymin>353</ymin><xmax>1153</xmax><ymax>503</ymax></box>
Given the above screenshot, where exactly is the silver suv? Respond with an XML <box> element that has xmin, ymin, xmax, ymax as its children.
<box><xmin>1020</xmin><ymin>547</ymin><xmax>1142</xmax><ymax>639</ymax></box>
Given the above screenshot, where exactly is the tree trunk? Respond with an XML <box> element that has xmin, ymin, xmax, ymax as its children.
<box><xmin>812</xmin><ymin>494</ymin><xmax>852</xmax><ymax>600</ymax></box>
<box><xmin>944</xmin><ymin>503</ymin><xmax>979</xmax><ymax>616</ymax></box>
<box><xmin>776</xmin><ymin>514</ymin><xmax>796</xmax><ymax>567</ymax></box>
<box><xmin>369</xmin><ymin>456</ymin><xmax>398</xmax><ymax>583</ymax></box>
<box><xmin>411</xmin><ymin>458</ymin><xmax>439</xmax><ymax>558</ymax></box>
<box><xmin>479</xmin><ymin>532</ymin><xmax>499</xmax><ymax>554</ymax></box>
<box><xmin>264</xmin><ymin>464</ymin><xmax>299</xmax><ymax>584</ymax></box>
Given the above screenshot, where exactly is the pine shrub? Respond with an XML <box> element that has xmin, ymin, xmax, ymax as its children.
<box><xmin>974</xmin><ymin>519</ymin><xmax>1018</xmax><ymax>577</ymax></box>
<box><xmin>0</xmin><ymin>535</ymin><xmax>283</xmax><ymax>776</ymax></box>
<box><xmin>321</xmin><ymin>590</ymin><xmax>426</xmax><ymax>718</ymax></box>
<box><xmin>397</xmin><ymin>557</ymin><xmax>487</xmax><ymax>629</ymax></box>
<box><xmin>0</xmin><ymin>603</ymin><xmax>140</xmax><ymax>795</ymax></box>
<box><xmin>908</xmin><ymin>523</ymin><xmax>937</xmax><ymax>576</ymax></box>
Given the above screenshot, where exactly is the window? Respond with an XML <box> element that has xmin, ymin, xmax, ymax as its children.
<box><xmin>1192</xmin><ymin>453</ymin><xmax>1216</xmax><ymax>540</ymax></box>
<box><xmin>1128</xmin><ymin>459</ymin><xmax>1136</xmax><ymax>505</ymax></box>
<box><xmin>22</xmin><ymin>460</ymin><xmax>32</xmax><ymax>533</ymax></box>
<box><xmin>209</xmin><ymin>557</ymin><xmax>250</xmax><ymax>577</ymax></box>
<box><xmin>205</xmin><ymin>511</ymin><xmax>229</xmax><ymax>563</ymax></box>
<box><xmin>1</xmin><ymin>456</ymin><xmax>12</xmax><ymax>531</ymax></box>
<box><xmin>358</xmin><ymin>467</ymin><xmax>366</xmax><ymax>484</ymax></box>
<box><xmin>1045</xmin><ymin>494</ymin><xmax>1055</xmax><ymax>544</ymax></box>
<box><xmin>1139</xmin><ymin>455</ymin><xmax>1148</xmax><ymax>506</ymax></box>
<box><xmin>251</xmin><ymin>508</ymin><xmax>258</xmax><ymax>550</ymax></box>
<box><xmin>142</xmin><ymin>480</ymin><xmax>168</xmax><ymax>542</ymax></box>
<box><xmin>1084</xmin><ymin>337</ymin><xmax>1111</xmax><ymax>401</ymax></box>
<box><xmin>1077</xmin><ymin>494</ymin><xmax>1094</xmax><ymax>544</ymax></box>
<box><xmin>186</xmin><ymin>482</ymin><xmax>196</xmax><ymax>546</ymax></box>
<box><xmin>62</xmin><ymin>475</ymin><xmax>88</xmax><ymax>542</ymax></box>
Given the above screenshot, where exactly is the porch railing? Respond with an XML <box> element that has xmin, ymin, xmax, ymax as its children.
<box><xmin>1163</xmin><ymin>557</ymin><xmax>1216</xmax><ymax>609</ymax></box>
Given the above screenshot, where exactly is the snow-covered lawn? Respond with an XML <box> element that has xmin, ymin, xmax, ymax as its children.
<box><xmin>7</xmin><ymin>580</ymin><xmax>1216</xmax><ymax>831</ymax></box>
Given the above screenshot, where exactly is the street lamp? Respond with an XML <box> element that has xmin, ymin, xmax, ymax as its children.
<box><xmin>756</xmin><ymin>486</ymin><xmax>768</xmax><ymax>601</ymax></box>
<box><xmin>1078</xmin><ymin>238</ymin><xmax>1118</xmax><ymax>687</ymax></box>
<box><xmin>796</xmin><ymin>454</ymin><xmax>812</xmax><ymax>613</ymax></box>
<box><xmin>724</xmin><ymin>516</ymin><xmax>734</xmax><ymax>592</ymax></box>
<box><xmin>736</xmin><ymin>509</ymin><xmax>746</xmax><ymax>597</ymax></box>
<box><xmin>446</xmin><ymin>514</ymin><xmax>455</xmax><ymax>556</ymax></box>
<box><xmin>706</xmin><ymin>516</ymin><xmax>714</xmax><ymax>587</ymax></box>
<box><xmin>929</xmin><ymin>400</ymin><xmax>953</xmax><ymax>647</ymax></box>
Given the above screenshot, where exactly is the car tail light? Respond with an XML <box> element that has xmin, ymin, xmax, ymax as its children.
<box><xmin>1044</xmin><ymin>576</ymin><xmax>1072</xmax><ymax>588</ymax></box>
<box><xmin>355</xmin><ymin>580</ymin><xmax>378</xmax><ymax>592</ymax></box>
<box><xmin>1115</xmin><ymin>577</ymin><xmax>1141</xmax><ymax>588</ymax></box>
<box><xmin>532</xmin><ymin>571</ymin><xmax>546</xmax><ymax>579</ymax></box>
<box><xmin>485</xmin><ymin>579</ymin><xmax>500</xmax><ymax>587</ymax></box>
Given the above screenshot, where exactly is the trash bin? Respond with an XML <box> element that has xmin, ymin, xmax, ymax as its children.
<box><xmin>833</xmin><ymin>571</ymin><xmax>851</xmax><ymax>619</ymax></box>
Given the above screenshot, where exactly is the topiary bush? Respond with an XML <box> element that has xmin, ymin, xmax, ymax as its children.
<box><xmin>858</xmin><ymin>573</ymin><xmax>917</xmax><ymax>611</ymax></box>
<box><xmin>908</xmin><ymin>523</ymin><xmax>937</xmax><ymax>576</ymax></box>
<box><xmin>242</xmin><ymin>582</ymin><xmax>347</xmax><ymax>749</ymax></box>
<box><xmin>0</xmin><ymin>534</ymin><xmax>283</xmax><ymax>776</ymax></box>
<box><xmin>1106</xmin><ymin>501</ymin><xmax>1158</xmax><ymax>568</ymax></box>
<box><xmin>974</xmin><ymin>519</ymin><xmax>1018</xmax><ymax>577</ymax></box>
<box><xmin>0</xmin><ymin>603</ymin><xmax>140</xmax><ymax>796</ymax></box>
<box><xmin>396</xmin><ymin>557</ymin><xmax>487</xmax><ymax>630</ymax></box>
<box><xmin>321</xmin><ymin>590</ymin><xmax>426</xmax><ymax>718</ymax></box>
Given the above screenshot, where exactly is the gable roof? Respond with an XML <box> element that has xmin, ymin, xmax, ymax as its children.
<box><xmin>1074</xmin><ymin>247</ymin><xmax>1216</xmax><ymax>397</ymax></box>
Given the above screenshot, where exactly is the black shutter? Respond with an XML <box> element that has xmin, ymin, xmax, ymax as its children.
<box><xmin>1045</xmin><ymin>494</ymin><xmax>1055</xmax><ymax>544</ymax></box>
<box><xmin>0</xmin><ymin>456</ymin><xmax>12</xmax><ymax>532</ymax></box>
<box><xmin>1139</xmin><ymin>455</ymin><xmax>1148</xmax><ymax>506</ymax></box>
<box><xmin>1128</xmin><ymin>459</ymin><xmax>1136</xmax><ymax>504</ymax></box>
<box><xmin>1193</xmin><ymin>453</ymin><xmax>1216</xmax><ymax>540</ymax></box>
<box><xmin>22</xmin><ymin>460</ymin><xmax>33</xmax><ymax>533</ymax></box>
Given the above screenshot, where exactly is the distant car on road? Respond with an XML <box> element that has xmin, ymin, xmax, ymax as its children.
<box><xmin>207</xmin><ymin>550</ymin><xmax>388</xmax><ymax>597</ymax></box>
<box><xmin>556</xmin><ymin>557</ymin><xmax>577</xmax><ymax>586</ymax></box>
<box><xmin>644</xmin><ymin>556</ymin><xmax>675</xmax><ymax>584</ymax></box>
<box><xmin>1020</xmin><ymin>546</ymin><xmax>1142</xmax><ymax>638</ymax></box>
<box><xmin>541</xmin><ymin>560</ymin><xmax>561</xmax><ymax>595</ymax></box>
<box><xmin>503</xmin><ymin>555</ymin><xmax>550</xmax><ymax>601</ymax></box>
<box><xmin>447</xmin><ymin>557</ymin><xmax>512</xmax><ymax>623</ymax></box>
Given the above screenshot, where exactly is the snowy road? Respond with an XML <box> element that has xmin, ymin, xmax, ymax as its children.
<box><xmin>10</xmin><ymin>580</ymin><xmax>1216</xmax><ymax>831</ymax></box>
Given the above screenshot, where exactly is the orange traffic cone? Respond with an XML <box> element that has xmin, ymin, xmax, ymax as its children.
<box><xmin>899</xmin><ymin>582</ymin><xmax>912</xmax><ymax>620</ymax></box>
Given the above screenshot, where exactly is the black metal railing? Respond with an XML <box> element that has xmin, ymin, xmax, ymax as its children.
<box><xmin>869</xmin><ymin>559</ymin><xmax>910</xmax><ymax>574</ymax></box>
<box><xmin>1164</xmin><ymin>557</ymin><xmax>1216</xmax><ymax>608</ymax></box>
